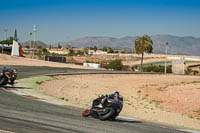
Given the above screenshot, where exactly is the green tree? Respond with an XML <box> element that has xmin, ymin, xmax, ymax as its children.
<box><xmin>135</xmin><ymin>35</ymin><xmax>153</xmax><ymax>72</ymax></box>
<box><xmin>25</xmin><ymin>45</ymin><xmax>30</xmax><ymax>49</ymax></box>
<box><xmin>108</xmin><ymin>59</ymin><xmax>123</xmax><ymax>70</ymax></box>
<box><xmin>58</xmin><ymin>44</ymin><xmax>62</xmax><ymax>49</ymax></box>
<box><xmin>42</xmin><ymin>48</ymin><xmax>48</xmax><ymax>54</ymax></box>
<box><xmin>107</xmin><ymin>47</ymin><xmax>114</xmax><ymax>53</ymax></box>
<box><xmin>102</xmin><ymin>47</ymin><xmax>107</xmax><ymax>52</ymax></box>
<box><xmin>68</xmin><ymin>48</ymin><xmax>74</xmax><ymax>56</ymax></box>
<box><xmin>94</xmin><ymin>46</ymin><xmax>98</xmax><ymax>52</ymax></box>
<box><xmin>0</xmin><ymin>37</ymin><xmax>14</xmax><ymax>45</ymax></box>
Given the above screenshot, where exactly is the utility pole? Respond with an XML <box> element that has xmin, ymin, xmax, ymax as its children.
<box><xmin>4</xmin><ymin>29</ymin><xmax>8</xmax><ymax>40</ymax></box>
<box><xmin>164</xmin><ymin>42</ymin><xmax>168</xmax><ymax>74</ymax></box>
<box><xmin>33</xmin><ymin>24</ymin><xmax>37</xmax><ymax>59</ymax></box>
<box><xmin>29</xmin><ymin>32</ymin><xmax>32</xmax><ymax>55</ymax></box>
<box><xmin>132</xmin><ymin>40</ymin><xmax>134</xmax><ymax>53</ymax></box>
<box><xmin>2</xmin><ymin>29</ymin><xmax>8</xmax><ymax>54</ymax></box>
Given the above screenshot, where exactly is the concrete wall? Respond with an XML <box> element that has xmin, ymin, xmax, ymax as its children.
<box><xmin>83</xmin><ymin>63</ymin><xmax>100</xmax><ymax>68</ymax></box>
<box><xmin>172</xmin><ymin>61</ymin><xmax>184</xmax><ymax>74</ymax></box>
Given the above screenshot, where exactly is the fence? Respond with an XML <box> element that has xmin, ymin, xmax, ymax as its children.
<box><xmin>45</xmin><ymin>56</ymin><xmax>66</xmax><ymax>63</ymax></box>
<box><xmin>0</xmin><ymin>47</ymin><xmax>12</xmax><ymax>55</ymax></box>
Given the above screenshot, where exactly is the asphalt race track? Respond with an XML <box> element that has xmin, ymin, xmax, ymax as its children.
<box><xmin>0</xmin><ymin>65</ymin><xmax>188</xmax><ymax>133</ymax></box>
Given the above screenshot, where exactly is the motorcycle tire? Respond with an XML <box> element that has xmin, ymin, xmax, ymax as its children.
<box><xmin>82</xmin><ymin>109</ymin><xmax>91</xmax><ymax>117</ymax></box>
<box><xmin>0</xmin><ymin>77</ymin><xmax>7</xmax><ymax>86</ymax></box>
<box><xmin>108</xmin><ymin>113</ymin><xmax>118</xmax><ymax>121</ymax></box>
<box><xmin>99</xmin><ymin>107</ymin><xmax>115</xmax><ymax>121</ymax></box>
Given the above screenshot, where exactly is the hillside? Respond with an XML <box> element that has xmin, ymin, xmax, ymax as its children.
<box><xmin>21</xmin><ymin>41</ymin><xmax>48</xmax><ymax>48</ymax></box>
<box><xmin>0</xmin><ymin>54</ymin><xmax>95</xmax><ymax>69</ymax></box>
<box><xmin>59</xmin><ymin>35</ymin><xmax>200</xmax><ymax>56</ymax></box>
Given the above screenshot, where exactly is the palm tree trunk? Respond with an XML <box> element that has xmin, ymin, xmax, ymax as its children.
<box><xmin>141</xmin><ymin>53</ymin><xmax>144</xmax><ymax>72</ymax></box>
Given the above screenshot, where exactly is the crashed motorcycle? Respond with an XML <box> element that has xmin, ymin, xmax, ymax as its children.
<box><xmin>0</xmin><ymin>68</ymin><xmax>17</xmax><ymax>86</ymax></box>
<box><xmin>82</xmin><ymin>95</ymin><xmax>123</xmax><ymax>121</ymax></box>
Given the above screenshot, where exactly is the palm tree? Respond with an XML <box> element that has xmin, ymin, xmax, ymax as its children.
<box><xmin>135</xmin><ymin>35</ymin><xmax>153</xmax><ymax>72</ymax></box>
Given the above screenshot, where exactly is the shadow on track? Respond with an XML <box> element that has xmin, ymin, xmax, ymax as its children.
<box><xmin>113</xmin><ymin>119</ymin><xmax>142</xmax><ymax>124</ymax></box>
<box><xmin>1</xmin><ymin>86</ymin><xmax>31</xmax><ymax>90</ymax></box>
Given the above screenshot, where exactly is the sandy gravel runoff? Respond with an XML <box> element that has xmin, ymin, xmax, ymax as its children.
<box><xmin>40</xmin><ymin>74</ymin><xmax>200</xmax><ymax>130</ymax></box>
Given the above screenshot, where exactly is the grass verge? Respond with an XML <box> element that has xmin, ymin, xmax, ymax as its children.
<box><xmin>16</xmin><ymin>76</ymin><xmax>87</xmax><ymax>108</ymax></box>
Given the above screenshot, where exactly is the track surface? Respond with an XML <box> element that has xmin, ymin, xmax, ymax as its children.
<box><xmin>0</xmin><ymin>66</ymin><xmax>187</xmax><ymax>133</ymax></box>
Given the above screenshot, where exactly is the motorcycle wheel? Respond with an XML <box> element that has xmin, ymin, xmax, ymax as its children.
<box><xmin>82</xmin><ymin>109</ymin><xmax>91</xmax><ymax>117</ymax></box>
<box><xmin>0</xmin><ymin>77</ymin><xmax>7</xmax><ymax>86</ymax></box>
<box><xmin>99</xmin><ymin>108</ymin><xmax>115</xmax><ymax>121</ymax></box>
<box><xmin>108</xmin><ymin>113</ymin><xmax>118</xmax><ymax>121</ymax></box>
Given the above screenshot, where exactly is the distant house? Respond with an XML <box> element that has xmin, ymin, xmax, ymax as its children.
<box><xmin>113</xmin><ymin>49</ymin><xmax>123</xmax><ymax>53</ymax></box>
<box><xmin>0</xmin><ymin>44</ymin><xmax>11</xmax><ymax>47</ymax></box>
<box><xmin>72</xmin><ymin>48</ymin><xmax>84</xmax><ymax>53</ymax></box>
<box><xmin>88</xmin><ymin>50</ymin><xmax>107</xmax><ymax>55</ymax></box>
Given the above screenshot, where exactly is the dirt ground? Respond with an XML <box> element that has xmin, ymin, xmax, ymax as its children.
<box><xmin>0</xmin><ymin>54</ymin><xmax>96</xmax><ymax>69</ymax></box>
<box><xmin>40</xmin><ymin>74</ymin><xmax>200</xmax><ymax>130</ymax></box>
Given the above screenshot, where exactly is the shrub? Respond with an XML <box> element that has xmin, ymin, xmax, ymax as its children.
<box><xmin>167</xmin><ymin>65</ymin><xmax>172</xmax><ymax>73</ymax></box>
<box><xmin>185</xmin><ymin>67</ymin><xmax>193</xmax><ymax>75</ymax></box>
<box><xmin>143</xmin><ymin>64</ymin><xmax>172</xmax><ymax>73</ymax></box>
<box><xmin>193</xmin><ymin>70</ymin><xmax>199</xmax><ymax>75</ymax></box>
<box><xmin>107</xmin><ymin>59</ymin><xmax>123</xmax><ymax>70</ymax></box>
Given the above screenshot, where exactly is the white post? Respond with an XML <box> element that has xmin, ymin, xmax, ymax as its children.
<box><xmin>164</xmin><ymin>42</ymin><xmax>168</xmax><ymax>74</ymax></box>
<box><xmin>132</xmin><ymin>40</ymin><xmax>134</xmax><ymax>53</ymax></box>
<box><xmin>33</xmin><ymin>24</ymin><xmax>37</xmax><ymax>59</ymax></box>
<box><xmin>182</xmin><ymin>57</ymin><xmax>185</xmax><ymax>74</ymax></box>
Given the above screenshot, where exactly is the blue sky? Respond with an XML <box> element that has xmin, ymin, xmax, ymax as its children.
<box><xmin>0</xmin><ymin>0</ymin><xmax>200</xmax><ymax>44</ymax></box>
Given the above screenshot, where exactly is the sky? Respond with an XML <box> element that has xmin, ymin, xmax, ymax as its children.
<box><xmin>0</xmin><ymin>0</ymin><xmax>200</xmax><ymax>44</ymax></box>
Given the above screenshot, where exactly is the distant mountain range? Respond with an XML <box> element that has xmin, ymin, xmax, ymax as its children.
<box><xmin>22</xmin><ymin>34</ymin><xmax>200</xmax><ymax>56</ymax></box>
<box><xmin>57</xmin><ymin>35</ymin><xmax>200</xmax><ymax>56</ymax></box>
<box><xmin>21</xmin><ymin>41</ymin><xmax>48</xmax><ymax>48</ymax></box>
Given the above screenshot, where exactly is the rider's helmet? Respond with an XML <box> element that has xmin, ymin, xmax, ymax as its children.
<box><xmin>113</xmin><ymin>91</ymin><xmax>119</xmax><ymax>98</ymax></box>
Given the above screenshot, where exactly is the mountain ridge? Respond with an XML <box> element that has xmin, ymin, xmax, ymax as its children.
<box><xmin>22</xmin><ymin>34</ymin><xmax>200</xmax><ymax>56</ymax></box>
<box><xmin>58</xmin><ymin>35</ymin><xmax>200</xmax><ymax>56</ymax></box>
<box><xmin>21</xmin><ymin>41</ymin><xmax>48</xmax><ymax>48</ymax></box>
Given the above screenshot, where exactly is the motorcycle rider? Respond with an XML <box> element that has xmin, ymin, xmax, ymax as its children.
<box><xmin>0</xmin><ymin>67</ymin><xmax>17</xmax><ymax>86</ymax></box>
<box><xmin>96</xmin><ymin>91</ymin><xmax>123</xmax><ymax>108</ymax></box>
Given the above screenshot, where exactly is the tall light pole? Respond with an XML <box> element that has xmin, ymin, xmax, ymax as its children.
<box><xmin>3</xmin><ymin>28</ymin><xmax>8</xmax><ymax>40</ymax></box>
<box><xmin>132</xmin><ymin>40</ymin><xmax>134</xmax><ymax>53</ymax></box>
<box><xmin>164</xmin><ymin>42</ymin><xmax>168</xmax><ymax>74</ymax></box>
<box><xmin>33</xmin><ymin>24</ymin><xmax>37</xmax><ymax>59</ymax></box>
<box><xmin>29</xmin><ymin>32</ymin><xmax>32</xmax><ymax>55</ymax></box>
<box><xmin>2</xmin><ymin>29</ymin><xmax>8</xmax><ymax>54</ymax></box>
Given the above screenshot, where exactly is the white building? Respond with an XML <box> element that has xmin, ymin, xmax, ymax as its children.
<box><xmin>88</xmin><ymin>50</ymin><xmax>107</xmax><ymax>55</ymax></box>
<box><xmin>48</xmin><ymin>49</ymin><xmax>69</xmax><ymax>55</ymax></box>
